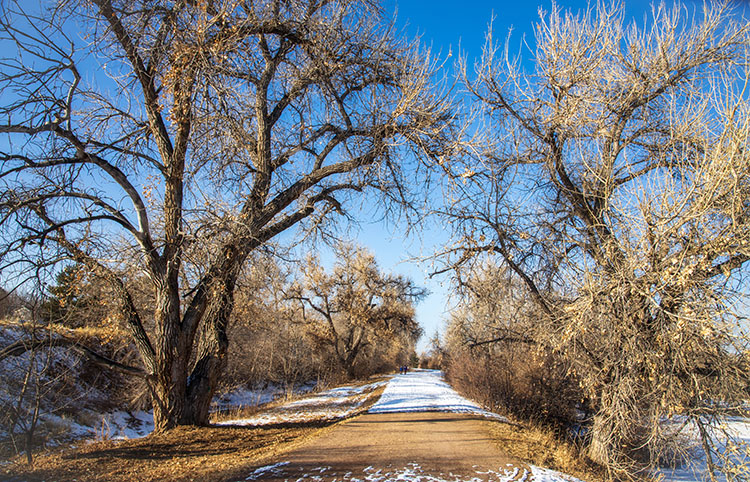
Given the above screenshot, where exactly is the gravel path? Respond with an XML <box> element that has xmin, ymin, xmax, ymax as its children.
<box><xmin>241</xmin><ymin>370</ymin><xmax>580</xmax><ymax>482</ymax></box>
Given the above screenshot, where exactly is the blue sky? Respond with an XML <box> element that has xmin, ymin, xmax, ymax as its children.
<box><xmin>348</xmin><ymin>0</ymin><xmax>743</xmax><ymax>352</ymax></box>
<box><xmin>385</xmin><ymin>0</ymin><xmax>691</xmax><ymax>61</ymax></box>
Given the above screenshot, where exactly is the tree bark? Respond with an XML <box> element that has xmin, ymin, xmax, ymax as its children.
<box><xmin>183</xmin><ymin>274</ymin><xmax>237</xmax><ymax>426</ymax></box>
<box><xmin>151</xmin><ymin>285</ymin><xmax>189</xmax><ymax>432</ymax></box>
<box><xmin>587</xmin><ymin>413</ymin><xmax>616</xmax><ymax>468</ymax></box>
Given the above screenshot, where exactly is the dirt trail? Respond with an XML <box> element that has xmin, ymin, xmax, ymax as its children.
<box><xmin>244</xmin><ymin>411</ymin><xmax>522</xmax><ymax>482</ymax></box>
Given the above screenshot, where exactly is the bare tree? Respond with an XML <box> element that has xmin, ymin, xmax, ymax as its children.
<box><xmin>438</xmin><ymin>2</ymin><xmax>750</xmax><ymax>478</ymax></box>
<box><xmin>0</xmin><ymin>0</ymin><xmax>455</xmax><ymax>430</ymax></box>
<box><xmin>444</xmin><ymin>260</ymin><xmax>537</xmax><ymax>349</ymax></box>
<box><xmin>290</xmin><ymin>243</ymin><xmax>424</xmax><ymax>378</ymax></box>
<box><xmin>221</xmin><ymin>249</ymin><xmax>332</xmax><ymax>391</ymax></box>
<box><xmin>0</xmin><ymin>287</ymin><xmax>25</xmax><ymax>319</ymax></box>
<box><xmin>0</xmin><ymin>293</ymin><xmax>86</xmax><ymax>465</ymax></box>
<box><xmin>441</xmin><ymin>260</ymin><xmax>582</xmax><ymax>426</ymax></box>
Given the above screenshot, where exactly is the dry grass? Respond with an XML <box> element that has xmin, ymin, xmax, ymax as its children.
<box><xmin>1</xmin><ymin>422</ymin><xmax>338</xmax><ymax>482</ymax></box>
<box><xmin>482</xmin><ymin>419</ymin><xmax>607</xmax><ymax>482</ymax></box>
<box><xmin>0</xmin><ymin>318</ymin><xmax>129</xmax><ymax>340</ymax></box>
<box><xmin>0</xmin><ymin>377</ymin><xmax>388</xmax><ymax>481</ymax></box>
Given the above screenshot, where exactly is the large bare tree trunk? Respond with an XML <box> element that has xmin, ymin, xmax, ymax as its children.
<box><xmin>182</xmin><ymin>275</ymin><xmax>236</xmax><ymax>426</ymax></box>
<box><xmin>151</xmin><ymin>288</ymin><xmax>190</xmax><ymax>431</ymax></box>
<box><xmin>183</xmin><ymin>326</ymin><xmax>229</xmax><ymax>425</ymax></box>
<box><xmin>151</xmin><ymin>374</ymin><xmax>186</xmax><ymax>432</ymax></box>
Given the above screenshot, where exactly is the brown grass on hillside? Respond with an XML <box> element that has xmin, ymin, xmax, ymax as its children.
<box><xmin>1</xmin><ymin>422</ymin><xmax>337</xmax><ymax>482</ymax></box>
<box><xmin>1</xmin><ymin>377</ymin><xmax>388</xmax><ymax>481</ymax></box>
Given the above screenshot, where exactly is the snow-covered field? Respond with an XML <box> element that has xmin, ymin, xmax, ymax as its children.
<box><xmin>368</xmin><ymin>369</ymin><xmax>505</xmax><ymax>421</ymax></box>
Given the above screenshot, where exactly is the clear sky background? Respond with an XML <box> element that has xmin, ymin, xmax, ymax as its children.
<box><xmin>338</xmin><ymin>0</ymin><xmax>747</xmax><ymax>353</ymax></box>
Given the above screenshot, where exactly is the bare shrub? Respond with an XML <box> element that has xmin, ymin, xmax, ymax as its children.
<box><xmin>0</xmin><ymin>316</ymin><xmax>130</xmax><ymax>461</ymax></box>
<box><xmin>448</xmin><ymin>348</ymin><xmax>580</xmax><ymax>428</ymax></box>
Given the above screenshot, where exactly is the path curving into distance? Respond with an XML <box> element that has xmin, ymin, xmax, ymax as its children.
<box><xmin>239</xmin><ymin>369</ymin><xmax>581</xmax><ymax>482</ymax></box>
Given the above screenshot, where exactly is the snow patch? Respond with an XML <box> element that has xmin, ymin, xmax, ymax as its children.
<box><xmin>529</xmin><ymin>465</ymin><xmax>584</xmax><ymax>482</ymax></box>
<box><xmin>240</xmin><ymin>462</ymin><xmax>582</xmax><ymax>481</ymax></box>
<box><xmin>245</xmin><ymin>462</ymin><xmax>290</xmax><ymax>480</ymax></box>
<box><xmin>97</xmin><ymin>410</ymin><xmax>154</xmax><ymax>440</ymax></box>
<box><xmin>368</xmin><ymin>369</ymin><xmax>506</xmax><ymax>421</ymax></box>
<box><xmin>218</xmin><ymin>380</ymin><xmax>386</xmax><ymax>427</ymax></box>
<box><xmin>212</xmin><ymin>382</ymin><xmax>317</xmax><ymax>413</ymax></box>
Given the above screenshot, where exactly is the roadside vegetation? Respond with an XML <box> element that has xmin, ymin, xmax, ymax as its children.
<box><xmin>2</xmin><ymin>421</ymin><xmax>346</xmax><ymax>482</ymax></box>
<box><xmin>435</xmin><ymin>3</ymin><xmax>750</xmax><ymax>479</ymax></box>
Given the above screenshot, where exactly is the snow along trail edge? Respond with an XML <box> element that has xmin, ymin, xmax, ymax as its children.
<box><xmin>238</xmin><ymin>370</ymin><xmax>580</xmax><ymax>482</ymax></box>
<box><xmin>243</xmin><ymin>461</ymin><xmax>584</xmax><ymax>482</ymax></box>
<box><xmin>368</xmin><ymin>369</ymin><xmax>506</xmax><ymax>420</ymax></box>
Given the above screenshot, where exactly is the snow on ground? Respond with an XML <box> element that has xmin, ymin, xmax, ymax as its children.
<box><xmin>3</xmin><ymin>378</ymin><xmax>381</xmax><ymax>443</ymax></box>
<box><xmin>658</xmin><ymin>416</ymin><xmax>750</xmax><ymax>482</ymax></box>
<box><xmin>242</xmin><ymin>462</ymin><xmax>583</xmax><ymax>482</ymax></box>
<box><xmin>92</xmin><ymin>410</ymin><xmax>155</xmax><ymax>440</ymax></box>
<box><xmin>0</xmin><ymin>323</ymin><xmax>125</xmax><ymax>444</ymax></box>
<box><xmin>218</xmin><ymin>379</ymin><xmax>387</xmax><ymax>427</ymax></box>
<box><xmin>368</xmin><ymin>369</ymin><xmax>506</xmax><ymax>421</ymax></box>
<box><xmin>212</xmin><ymin>382</ymin><xmax>318</xmax><ymax>413</ymax></box>
<box><xmin>78</xmin><ymin>379</ymin><xmax>376</xmax><ymax>439</ymax></box>
<box><xmin>4</xmin><ymin>379</ymin><xmax>379</xmax><ymax>443</ymax></box>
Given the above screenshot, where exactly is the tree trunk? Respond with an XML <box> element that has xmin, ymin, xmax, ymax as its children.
<box><xmin>182</xmin><ymin>274</ymin><xmax>236</xmax><ymax>425</ymax></box>
<box><xmin>183</xmin><ymin>326</ymin><xmax>229</xmax><ymax>425</ymax></box>
<box><xmin>587</xmin><ymin>413</ymin><xmax>616</xmax><ymax>467</ymax></box>
<box><xmin>343</xmin><ymin>348</ymin><xmax>360</xmax><ymax>379</ymax></box>
<box><xmin>151</xmin><ymin>373</ymin><xmax>186</xmax><ymax>432</ymax></box>
<box><xmin>151</xmin><ymin>287</ymin><xmax>189</xmax><ymax>432</ymax></box>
